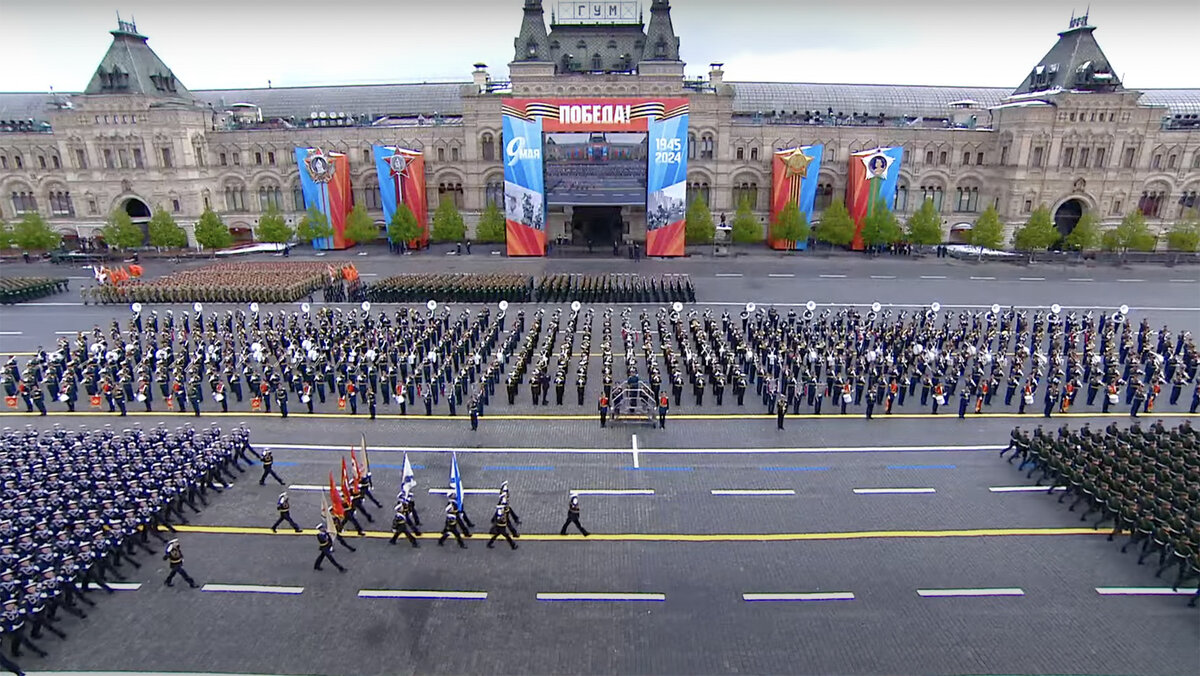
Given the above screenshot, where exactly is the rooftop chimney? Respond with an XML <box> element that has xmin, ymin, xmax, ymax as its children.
<box><xmin>472</xmin><ymin>63</ymin><xmax>490</xmax><ymax>92</ymax></box>
<box><xmin>709</xmin><ymin>63</ymin><xmax>724</xmax><ymax>88</ymax></box>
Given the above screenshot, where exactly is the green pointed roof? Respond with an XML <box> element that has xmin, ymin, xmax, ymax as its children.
<box><xmin>1012</xmin><ymin>16</ymin><xmax>1122</xmax><ymax>95</ymax></box>
<box><xmin>83</xmin><ymin>18</ymin><xmax>192</xmax><ymax>100</ymax></box>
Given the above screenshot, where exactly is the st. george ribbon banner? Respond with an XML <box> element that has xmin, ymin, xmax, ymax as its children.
<box><xmin>294</xmin><ymin>147</ymin><xmax>352</xmax><ymax>250</ymax></box>
<box><xmin>846</xmin><ymin>146</ymin><xmax>904</xmax><ymax>251</ymax></box>
<box><xmin>372</xmin><ymin>145</ymin><xmax>428</xmax><ymax>249</ymax></box>
<box><xmin>769</xmin><ymin>144</ymin><xmax>824</xmax><ymax>250</ymax></box>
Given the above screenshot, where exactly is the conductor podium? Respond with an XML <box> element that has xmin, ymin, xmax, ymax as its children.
<box><xmin>608</xmin><ymin>379</ymin><xmax>656</xmax><ymax>425</ymax></box>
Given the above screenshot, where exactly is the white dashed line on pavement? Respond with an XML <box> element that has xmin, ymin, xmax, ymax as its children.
<box><xmin>917</xmin><ymin>588</ymin><xmax>1025</xmax><ymax>597</ymax></box>
<box><xmin>1068</xmin><ymin>278</ymin><xmax>1094</xmax><ymax>282</ymax></box>
<box><xmin>818</xmin><ymin>274</ymin><xmax>846</xmax><ymax>278</ymax></box>
<box><xmin>428</xmin><ymin>487</ymin><xmax>501</xmax><ymax>495</ymax></box>
<box><xmin>869</xmin><ymin>275</ymin><xmax>895</xmax><ymax>279</ymax></box>
<box><xmin>54</xmin><ymin>330</ymin><xmax>77</xmax><ymax>335</ymax></box>
<box><xmin>853</xmin><ymin>487</ymin><xmax>936</xmax><ymax>495</ymax></box>
<box><xmin>743</xmin><ymin>592</ymin><xmax>855</xmax><ymax>602</ymax></box>
<box><xmin>536</xmin><ymin>592</ymin><xmax>665</xmax><ymax>602</ymax></box>
<box><xmin>0</xmin><ymin>331</ymin><xmax>21</xmax><ymax>336</ymax></box>
<box><xmin>768</xmin><ymin>273</ymin><xmax>795</xmax><ymax>278</ymax></box>
<box><xmin>1169</xmin><ymin>279</ymin><xmax>1197</xmax><ymax>283</ymax></box>
<box><xmin>1094</xmin><ymin>587</ymin><xmax>1199</xmax><ymax>596</ymax></box>
<box><xmin>969</xmin><ymin>276</ymin><xmax>996</xmax><ymax>281</ymax></box>
<box><xmin>1019</xmin><ymin>277</ymin><xmax>1045</xmax><ymax>281</ymax></box>
<box><xmin>358</xmin><ymin>589</ymin><xmax>488</xmax><ymax>600</ymax></box>
<box><xmin>988</xmin><ymin>486</ymin><xmax>1066</xmax><ymax>492</ymax></box>
<box><xmin>711</xmin><ymin>489</ymin><xmax>796</xmax><ymax>496</ymax></box>
<box><xmin>570</xmin><ymin>489</ymin><xmax>655</xmax><ymax>496</ymax></box>
<box><xmin>631</xmin><ymin>433</ymin><xmax>640</xmax><ymax>469</ymax></box>
<box><xmin>714</xmin><ymin>273</ymin><xmax>743</xmax><ymax>277</ymax></box>
<box><xmin>88</xmin><ymin>582</ymin><xmax>142</xmax><ymax>591</ymax></box>
<box><xmin>286</xmin><ymin>485</ymin><xmax>326</xmax><ymax>491</ymax></box>
<box><xmin>1117</xmin><ymin>279</ymin><xmax>1145</xmax><ymax>283</ymax></box>
<box><xmin>920</xmin><ymin>275</ymin><xmax>947</xmax><ymax>279</ymax></box>
<box><xmin>201</xmin><ymin>584</ymin><xmax>304</xmax><ymax>595</ymax></box>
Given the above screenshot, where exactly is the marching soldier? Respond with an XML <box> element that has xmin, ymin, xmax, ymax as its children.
<box><xmin>258</xmin><ymin>449</ymin><xmax>285</xmax><ymax>486</ymax></box>
<box><xmin>271</xmin><ymin>492</ymin><xmax>303</xmax><ymax>533</ymax></box>
<box><xmin>487</xmin><ymin>505</ymin><xmax>518</xmax><ymax>550</ymax></box>
<box><xmin>438</xmin><ymin>499</ymin><xmax>468</xmax><ymax>548</ymax></box>
<box><xmin>389</xmin><ymin>501</ymin><xmax>421</xmax><ymax>547</ymax></box>
<box><xmin>313</xmin><ymin>523</ymin><xmax>347</xmax><ymax>573</ymax></box>
<box><xmin>560</xmin><ymin>494</ymin><xmax>589</xmax><ymax>536</ymax></box>
<box><xmin>162</xmin><ymin>539</ymin><xmax>198</xmax><ymax>588</ymax></box>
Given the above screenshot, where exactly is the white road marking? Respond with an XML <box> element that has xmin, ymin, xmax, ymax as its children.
<box><xmin>768</xmin><ymin>273</ymin><xmax>795</xmax><ymax>278</ymax></box>
<box><xmin>853</xmin><ymin>487</ymin><xmax>936</xmax><ymax>495</ymax></box>
<box><xmin>536</xmin><ymin>592</ymin><xmax>664</xmax><ymax>602</ymax></box>
<box><xmin>428</xmin><ymin>488</ymin><xmax>500</xmax><ymax>495</ymax></box>
<box><xmin>920</xmin><ymin>275</ymin><xmax>947</xmax><ymax>279</ymax></box>
<box><xmin>818</xmin><ymin>274</ymin><xmax>846</xmax><ymax>278</ymax></box>
<box><xmin>988</xmin><ymin>485</ymin><xmax>1067</xmax><ymax>492</ymax></box>
<box><xmin>917</xmin><ymin>588</ymin><xmax>1025</xmax><ymax>597</ymax></box>
<box><xmin>631</xmin><ymin>433</ymin><xmax>639</xmax><ymax>469</ymax></box>
<box><xmin>714</xmin><ymin>273</ymin><xmax>743</xmax><ymax>277</ymax></box>
<box><xmin>1169</xmin><ymin>279</ymin><xmax>1197</xmax><ymax>283</ymax></box>
<box><xmin>1068</xmin><ymin>278</ymin><xmax>1093</xmax><ymax>282</ymax></box>
<box><xmin>54</xmin><ymin>330</ymin><xmax>77</xmax><ymax>335</ymax></box>
<box><xmin>201</xmin><ymin>584</ymin><xmax>304</xmax><ymax>595</ymax></box>
<box><xmin>263</xmin><ymin>443</ymin><xmax>1007</xmax><ymax>455</ymax></box>
<box><xmin>698</xmin><ymin>302</ymin><xmax>1200</xmax><ymax>312</ymax></box>
<box><xmin>711</xmin><ymin>489</ymin><xmax>796</xmax><ymax>496</ymax></box>
<box><xmin>570</xmin><ymin>489</ymin><xmax>655</xmax><ymax>496</ymax></box>
<box><xmin>1117</xmin><ymin>279</ymin><xmax>1145</xmax><ymax>283</ymax></box>
<box><xmin>19</xmin><ymin>302</ymin><xmax>85</xmax><ymax>306</ymax></box>
<box><xmin>969</xmin><ymin>276</ymin><xmax>996</xmax><ymax>281</ymax></box>
<box><xmin>87</xmin><ymin>582</ymin><xmax>142</xmax><ymax>591</ymax></box>
<box><xmin>359</xmin><ymin>273</ymin><xmax>379</xmax><ymax>277</ymax></box>
<box><xmin>1019</xmin><ymin>277</ymin><xmax>1045</xmax><ymax>281</ymax></box>
<box><xmin>0</xmin><ymin>331</ymin><xmax>21</xmax><ymax>336</ymax></box>
<box><xmin>869</xmin><ymin>275</ymin><xmax>895</xmax><ymax>279</ymax></box>
<box><xmin>1094</xmin><ymin>587</ymin><xmax>1199</xmax><ymax>596</ymax></box>
<box><xmin>358</xmin><ymin>589</ymin><xmax>487</xmax><ymax>600</ymax></box>
<box><xmin>743</xmin><ymin>592</ymin><xmax>855</xmax><ymax>602</ymax></box>
<box><xmin>286</xmin><ymin>484</ymin><xmax>326</xmax><ymax>491</ymax></box>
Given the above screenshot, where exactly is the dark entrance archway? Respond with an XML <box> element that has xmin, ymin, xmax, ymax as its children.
<box><xmin>1054</xmin><ymin>199</ymin><xmax>1084</xmax><ymax>237</ymax></box>
<box><xmin>572</xmin><ymin>206</ymin><xmax>623</xmax><ymax>247</ymax></box>
<box><xmin>123</xmin><ymin>197</ymin><xmax>152</xmax><ymax>246</ymax></box>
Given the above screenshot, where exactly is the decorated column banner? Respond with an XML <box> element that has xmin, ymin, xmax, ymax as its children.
<box><xmin>372</xmin><ymin>146</ymin><xmax>428</xmax><ymax>248</ymax></box>
<box><xmin>501</xmin><ymin>106</ymin><xmax>546</xmax><ymax>256</ymax></box>
<box><xmin>644</xmin><ymin>102</ymin><xmax>689</xmax><ymax>257</ymax></box>
<box><xmin>769</xmin><ymin>145</ymin><xmax>824</xmax><ymax>250</ymax></box>
<box><xmin>846</xmin><ymin>146</ymin><xmax>903</xmax><ymax>251</ymax></box>
<box><xmin>294</xmin><ymin>148</ymin><xmax>353</xmax><ymax>250</ymax></box>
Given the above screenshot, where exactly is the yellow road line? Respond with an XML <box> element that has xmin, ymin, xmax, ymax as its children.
<box><xmin>2</xmin><ymin>410</ymin><xmax>1196</xmax><ymax>421</ymax></box>
<box><xmin>166</xmin><ymin>524</ymin><xmax>1115</xmax><ymax>542</ymax></box>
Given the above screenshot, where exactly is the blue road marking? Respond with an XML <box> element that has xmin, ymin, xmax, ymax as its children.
<box><xmin>482</xmin><ymin>465</ymin><xmax>555</xmax><ymax>471</ymax></box>
<box><xmin>623</xmin><ymin>467</ymin><xmax>693</xmax><ymax>472</ymax></box>
<box><xmin>761</xmin><ymin>466</ymin><xmax>830</xmax><ymax>472</ymax></box>
<box><xmin>371</xmin><ymin>463</ymin><xmax>425</xmax><ymax>470</ymax></box>
<box><xmin>272</xmin><ymin>461</ymin><xmax>299</xmax><ymax>467</ymax></box>
<box><xmin>886</xmin><ymin>464</ymin><xmax>957</xmax><ymax>470</ymax></box>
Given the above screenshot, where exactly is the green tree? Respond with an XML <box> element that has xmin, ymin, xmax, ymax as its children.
<box><xmin>1165</xmin><ymin>209</ymin><xmax>1200</xmax><ymax>252</ymax></box>
<box><xmin>729</xmin><ymin>197</ymin><xmax>763</xmax><ymax>244</ymax></box>
<box><xmin>1062</xmin><ymin>212</ymin><xmax>1101</xmax><ymax>252</ymax></box>
<box><xmin>100</xmin><ymin>209</ymin><xmax>144</xmax><ymax>251</ymax></box>
<box><xmin>770</xmin><ymin>199</ymin><xmax>809</xmax><ymax>249</ymax></box>
<box><xmin>0</xmin><ymin>218</ymin><xmax>14</xmax><ymax>251</ymax></box>
<box><xmin>1108</xmin><ymin>210</ymin><xmax>1158</xmax><ymax>253</ymax></box>
<box><xmin>193</xmin><ymin>208</ymin><xmax>232</xmax><ymax>251</ymax></box>
<box><xmin>685</xmin><ymin>195</ymin><xmax>715</xmax><ymax>244</ymax></box>
<box><xmin>968</xmin><ymin>205</ymin><xmax>1005</xmax><ymax>252</ymax></box>
<box><xmin>473</xmin><ymin>203</ymin><xmax>506</xmax><ymax>244</ymax></box>
<box><xmin>253</xmin><ymin>205</ymin><xmax>294</xmax><ymax>244</ymax></box>
<box><xmin>343</xmin><ymin>203</ymin><xmax>379</xmax><ymax>245</ymax></box>
<box><xmin>147</xmin><ymin>207</ymin><xmax>188</xmax><ymax>249</ymax></box>
<box><xmin>1011</xmin><ymin>204</ymin><xmax>1060</xmax><ymax>251</ymax></box>
<box><xmin>295</xmin><ymin>206</ymin><xmax>333</xmax><ymax>244</ymax></box>
<box><xmin>430</xmin><ymin>197</ymin><xmax>466</xmax><ymax>243</ymax></box>
<box><xmin>813</xmin><ymin>199</ymin><xmax>855</xmax><ymax>248</ymax></box>
<box><xmin>860</xmin><ymin>199</ymin><xmax>902</xmax><ymax>249</ymax></box>
<box><xmin>13</xmin><ymin>213</ymin><xmax>61</xmax><ymax>251</ymax></box>
<box><xmin>389</xmin><ymin>203</ymin><xmax>425</xmax><ymax>245</ymax></box>
<box><xmin>905</xmin><ymin>198</ymin><xmax>943</xmax><ymax>246</ymax></box>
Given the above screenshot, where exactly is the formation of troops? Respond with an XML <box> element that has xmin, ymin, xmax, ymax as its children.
<box><xmin>1001</xmin><ymin>421</ymin><xmax>1199</xmax><ymax>606</ymax></box>
<box><xmin>534</xmin><ymin>274</ymin><xmax>694</xmax><ymax>304</ymax></box>
<box><xmin>366</xmin><ymin>273</ymin><xmax>695</xmax><ymax>305</ymax></box>
<box><xmin>367</xmin><ymin>274</ymin><xmax>531</xmax><ymax>304</ymax></box>
<box><xmin>3</xmin><ymin>302</ymin><xmax>1199</xmax><ymax>422</ymax></box>
<box><xmin>81</xmin><ymin>262</ymin><xmax>355</xmax><ymax>305</ymax></box>
<box><xmin>0</xmin><ymin>423</ymin><xmax>256</xmax><ymax>675</ymax></box>
<box><xmin>0</xmin><ymin>277</ymin><xmax>68</xmax><ymax>305</ymax></box>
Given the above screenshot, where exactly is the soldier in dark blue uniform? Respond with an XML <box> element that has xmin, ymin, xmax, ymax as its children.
<box><xmin>313</xmin><ymin>523</ymin><xmax>346</xmax><ymax>573</ymax></box>
<box><xmin>162</xmin><ymin>539</ymin><xmax>198</xmax><ymax>588</ymax></box>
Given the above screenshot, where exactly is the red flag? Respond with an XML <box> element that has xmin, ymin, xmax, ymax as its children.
<box><xmin>328</xmin><ymin>472</ymin><xmax>345</xmax><ymax>519</ymax></box>
<box><xmin>350</xmin><ymin>448</ymin><xmax>362</xmax><ymax>482</ymax></box>
<box><xmin>341</xmin><ymin>458</ymin><xmax>352</xmax><ymax>502</ymax></box>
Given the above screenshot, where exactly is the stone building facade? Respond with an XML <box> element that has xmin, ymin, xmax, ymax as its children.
<box><xmin>0</xmin><ymin>2</ymin><xmax>1197</xmax><ymax>248</ymax></box>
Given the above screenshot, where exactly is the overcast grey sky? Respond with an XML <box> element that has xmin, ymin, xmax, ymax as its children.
<box><xmin>1</xmin><ymin>0</ymin><xmax>1195</xmax><ymax>92</ymax></box>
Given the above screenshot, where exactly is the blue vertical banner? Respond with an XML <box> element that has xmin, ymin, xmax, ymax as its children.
<box><xmin>770</xmin><ymin>144</ymin><xmax>824</xmax><ymax>250</ymax></box>
<box><xmin>500</xmin><ymin>111</ymin><xmax>546</xmax><ymax>256</ymax></box>
<box><xmin>645</xmin><ymin>100</ymin><xmax>689</xmax><ymax>257</ymax></box>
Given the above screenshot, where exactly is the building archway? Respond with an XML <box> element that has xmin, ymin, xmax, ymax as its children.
<box><xmin>1054</xmin><ymin>199</ymin><xmax>1085</xmax><ymax>237</ymax></box>
<box><xmin>123</xmin><ymin>197</ymin><xmax>152</xmax><ymax>222</ymax></box>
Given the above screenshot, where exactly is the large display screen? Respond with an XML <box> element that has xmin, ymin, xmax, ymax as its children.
<box><xmin>544</xmin><ymin>132</ymin><xmax>648</xmax><ymax>206</ymax></box>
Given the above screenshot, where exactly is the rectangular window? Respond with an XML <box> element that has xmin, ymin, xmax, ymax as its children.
<box><xmin>52</xmin><ymin>155</ymin><xmax>60</xmax><ymax>169</ymax></box>
<box><xmin>133</xmin><ymin>148</ymin><xmax>144</xmax><ymax>169</ymax></box>
<box><xmin>118</xmin><ymin>149</ymin><xmax>129</xmax><ymax>168</ymax></box>
<box><xmin>1079</xmin><ymin>148</ymin><xmax>1089</xmax><ymax>167</ymax></box>
<box><xmin>750</xmin><ymin>147</ymin><xmax>758</xmax><ymax>161</ymax></box>
<box><xmin>938</xmin><ymin>151</ymin><xmax>947</xmax><ymax>165</ymax></box>
<box><xmin>736</xmin><ymin>147</ymin><xmax>745</xmax><ymax>160</ymax></box>
<box><xmin>961</xmin><ymin>151</ymin><xmax>970</xmax><ymax>166</ymax></box>
<box><xmin>451</xmin><ymin>147</ymin><xmax>460</xmax><ymax>161</ymax></box>
<box><xmin>38</xmin><ymin>156</ymin><xmax>46</xmax><ymax>169</ymax></box>
<box><xmin>1031</xmin><ymin>147</ymin><xmax>1044</xmax><ymax>167</ymax></box>
<box><xmin>14</xmin><ymin>155</ymin><xmax>22</xmax><ymax>169</ymax></box>
<box><xmin>172</xmin><ymin>199</ymin><xmax>181</xmax><ymax>213</ymax></box>
<box><xmin>1123</xmin><ymin>147</ymin><xmax>1135</xmax><ymax>168</ymax></box>
<box><xmin>220</xmin><ymin>153</ymin><xmax>227</xmax><ymax>166</ymax></box>
<box><xmin>75</xmin><ymin>149</ymin><xmax>87</xmax><ymax>169</ymax></box>
<box><xmin>1151</xmin><ymin>154</ymin><xmax>1161</xmax><ymax>170</ymax></box>
<box><xmin>293</xmin><ymin>186</ymin><xmax>305</xmax><ymax>211</ymax></box>
<box><xmin>1</xmin><ymin>157</ymin><xmax>7</xmax><ymax>169</ymax></box>
<box><xmin>925</xmin><ymin>150</ymin><xmax>933</xmax><ymax>164</ymax></box>
<box><xmin>88</xmin><ymin>199</ymin><xmax>97</xmax><ymax>215</ymax></box>
<box><xmin>232</xmin><ymin>152</ymin><xmax>240</xmax><ymax>165</ymax></box>
<box><xmin>437</xmin><ymin>147</ymin><xmax>445</xmax><ymax>162</ymax></box>
<box><xmin>268</xmin><ymin>151</ymin><xmax>275</xmax><ymax>165</ymax></box>
<box><xmin>363</xmin><ymin>149</ymin><xmax>371</xmax><ymax>164</ymax></box>
<box><xmin>1168</xmin><ymin>154</ymin><xmax>1177</xmax><ymax>169</ymax></box>
<box><xmin>999</xmin><ymin>146</ymin><xmax>1009</xmax><ymax>166</ymax></box>
<box><xmin>103</xmin><ymin>149</ymin><xmax>114</xmax><ymax>169</ymax></box>
<box><xmin>976</xmin><ymin>152</ymin><xmax>984</xmax><ymax>165</ymax></box>
<box><xmin>255</xmin><ymin>152</ymin><xmax>263</xmax><ymax>165</ymax></box>
<box><xmin>161</xmin><ymin>147</ymin><xmax>173</xmax><ymax>168</ymax></box>
<box><xmin>1062</xmin><ymin>147</ymin><xmax>1074</xmax><ymax>168</ymax></box>
<box><xmin>1023</xmin><ymin>200</ymin><xmax>1033</xmax><ymax>213</ymax></box>
<box><xmin>1112</xmin><ymin>199</ymin><xmax>1122</xmax><ymax>215</ymax></box>
<box><xmin>1095</xmin><ymin>147</ymin><xmax>1105</xmax><ymax>167</ymax></box>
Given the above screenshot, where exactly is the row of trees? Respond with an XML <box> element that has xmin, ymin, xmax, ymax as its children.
<box><xmin>1009</xmin><ymin>205</ymin><xmax>1199</xmax><ymax>254</ymax></box>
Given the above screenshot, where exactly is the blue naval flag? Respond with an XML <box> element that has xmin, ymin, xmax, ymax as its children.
<box><xmin>449</xmin><ymin>452</ymin><xmax>464</xmax><ymax>511</ymax></box>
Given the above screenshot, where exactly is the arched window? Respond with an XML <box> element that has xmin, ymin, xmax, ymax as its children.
<box><xmin>1138</xmin><ymin>189</ymin><xmax>1166</xmax><ymax>218</ymax></box>
<box><xmin>688</xmin><ymin>181</ymin><xmax>710</xmax><ymax>206</ymax></box>
<box><xmin>362</xmin><ymin>181</ymin><xmax>381</xmax><ymax>210</ymax></box>
<box><xmin>749</xmin><ymin>147</ymin><xmax>759</xmax><ymax>161</ymax></box>
<box><xmin>48</xmin><ymin>190</ymin><xmax>74</xmax><ymax>217</ymax></box>
<box><xmin>700</xmin><ymin>134</ymin><xmax>715</xmax><ymax>160</ymax></box>
<box><xmin>815</xmin><ymin>183</ymin><xmax>834</xmax><ymax>211</ymax></box>
<box><xmin>224</xmin><ymin>185</ymin><xmax>247</xmax><ymax>212</ymax></box>
<box><xmin>1151</xmin><ymin>153</ymin><xmax>1162</xmax><ymax>169</ymax></box>
<box><xmin>1177</xmin><ymin>190</ymin><xmax>1197</xmax><ymax>217</ymax></box>
<box><xmin>687</xmin><ymin>133</ymin><xmax>697</xmax><ymax>160</ymax></box>
<box><xmin>955</xmin><ymin>186</ymin><xmax>979</xmax><ymax>212</ymax></box>
<box><xmin>736</xmin><ymin>147</ymin><xmax>744</xmax><ymax>161</ymax></box>
<box><xmin>920</xmin><ymin>185</ymin><xmax>944</xmax><ymax>212</ymax></box>
<box><xmin>592</xmin><ymin>53</ymin><xmax>602</xmax><ymax>71</ymax></box>
<box><xmin>481</xmin><ymin>133</ymin><xmax>495</xmax><ymax>162</ymax></box>
<box><xmin>292</xmin><ymin>184</ymin><xmax>305</xmax><ymax>211</ymax></box>
<box><xmin>10</xmin><ymin>190</ymin><xmax>37</xmax><ymax>214</ymax></box>
<box><xmin>895</xmin><ymin>184</ymin><xmax>909</xmax><ymax>212</ymax></box>
<box><xmin>733</xmin><ymin>182</ymin><xmax>758</xmax><ymax>210</ymax></box>
<box><xmin>258</xmin><ymin>184</ymin><xmax>282</xmax><ymax>211</ymax></box>
<box><xmin>485</xmin><ymin>179</ymin><xmax>504</xmax><ymax>208</ymax></box>
<box><xmin>438</xmin><ymin>181</ymin><xmax>464</xmax><ymax>209</ymax></box>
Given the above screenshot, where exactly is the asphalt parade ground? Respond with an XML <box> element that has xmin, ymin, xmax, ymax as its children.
<box><xmin>1</xmin><ymin>254</ymin><xmax>1198</xmax><ymax>676</ymax></box>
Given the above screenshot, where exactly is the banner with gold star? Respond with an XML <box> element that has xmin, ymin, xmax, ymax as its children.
<box><xmin>846</xmin><ymin>146</ymin><xmax>904</xmax><ymax>251</ymax></box>
<box><xmin>770</xmin><ymin>145</ymin><xmax>823</xmax><ymax>250</ymax></box>
<box><xmin>294</xmin><ymin>148</ymin><xmax>353</xmax><ymax>250</ymax></box>
<box><xmin>372</xmin><ymin>145</ymin><xmax>428</xmax><ymax>249</ymax></box>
